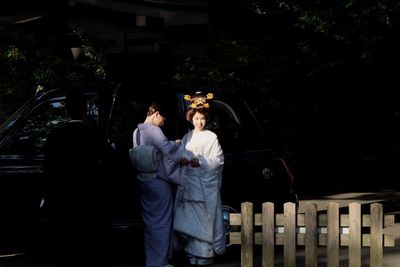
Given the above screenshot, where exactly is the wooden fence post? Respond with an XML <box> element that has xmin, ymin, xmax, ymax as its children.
<box><xmin>262</xmin><ymin>202</ymin><xmax>275</xmax><ymax>267</ymax></box>
<box><xmin>370</xmin><ymin>203</ymin><xmax>383</xmax><ymax>267</ymax></box>
<box><xmin>327</xmin><ymin>202</ymin><xmax>339</xmax><ymax>267</ymax></box>
<box><xmin>349</xmin><ymin>202</ymin><xmax>361</xmax><ymax>267</ymax></box>
<box><xmin>284</xmin><ymin>202</ymin><xmax>296</xmax><ymax>267</ymax></box>
<box><xmin>305</xmin><ymin>203</ymin><xmax>318</xmax><ymax>267</ymax></box>
<box><xmin>241</xmin><ymin>202</ymin><xmax>253</xmax><ymax>267</ymax></box>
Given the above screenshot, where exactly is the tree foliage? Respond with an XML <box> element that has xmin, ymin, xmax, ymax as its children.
<box><xmin>170</xmin><ymin>0</ymin><xmax>400</xmax><ymax>160</ymax></box>
<box><xmin>0</xmin><ymin>23</ymin><xmax>107</xmax><ymax>123</ymax></box>
<box><xmin>172</xmin><ymin>0</ymin><xmax>400</xmax><ymax>89</ymax></box>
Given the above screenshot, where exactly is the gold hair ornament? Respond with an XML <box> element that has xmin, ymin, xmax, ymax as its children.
<box><xmin>184</xmin><ymin>92</ymin><xmax>213</xmax><ymax>109</ymax></box>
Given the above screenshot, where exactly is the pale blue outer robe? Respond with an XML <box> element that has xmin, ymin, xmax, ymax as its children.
<box><xmin>134</xmin><ymin>123</ymin><xmax>182</xmax><ymax>267</ymax></box>
<box><xmin>173</xmin><ymin>129</ymin><xmax>226</xmax><ymax>260</ymax></box>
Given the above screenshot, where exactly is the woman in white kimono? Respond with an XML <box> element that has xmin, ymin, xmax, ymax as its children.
<box><xmin>173</xmin><ymin>92</ymin><xmax>226</xmax><ymax>265</ymax></box>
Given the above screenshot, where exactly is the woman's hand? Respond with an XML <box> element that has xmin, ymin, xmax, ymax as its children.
<box><xmin>190</xmin><ymin>158</ymin><xmax>200</xmax><ymax>168</ymax></box>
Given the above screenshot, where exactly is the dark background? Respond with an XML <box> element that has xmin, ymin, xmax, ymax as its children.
<box><xmin>2</xmin><ymin>0</ymin><xmax>400</xmax><ymax>193</ymax></box>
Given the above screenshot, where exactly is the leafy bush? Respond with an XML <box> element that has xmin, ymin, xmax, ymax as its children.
<box><xmin>0</xmin><ymin>25</ymin><xmax>107</xmax><ymax>123</ymax></box>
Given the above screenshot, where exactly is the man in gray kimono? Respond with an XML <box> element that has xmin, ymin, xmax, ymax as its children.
<box><xmin>132</xmin><ymin>102</ymin><xmax>182</xmax><ymax>267</ymax></box>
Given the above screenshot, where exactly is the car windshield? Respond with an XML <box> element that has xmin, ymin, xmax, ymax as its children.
<box><xmin>0</xmin><ymin>98</ymin><xmax>36</xmax><ymax>143</ymax></box>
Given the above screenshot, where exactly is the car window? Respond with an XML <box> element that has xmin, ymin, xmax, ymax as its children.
<box><xmin>216</xmin><ymin>96</ymin><xmax>267</xmax><ymax>151</ymax></box>
<box><xmin>6</xmin><ymin>99</ymin><xmax>67</xmax><ymax>153</ymax></box>
<box><xmin>206</xmin><ymin>100</ymin><xmax>241</xmax><ymax>154</ymax></box>
<box><xmin>3</xmin><ymin>94</ymin><xmax>100</xmax><ymax>154</ymax></box>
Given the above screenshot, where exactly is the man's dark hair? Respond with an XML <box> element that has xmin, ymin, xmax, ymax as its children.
<box><xmin>146</xmin><ymin>102</ymin><xmax>167</xmax><ymax>117</ymax></box>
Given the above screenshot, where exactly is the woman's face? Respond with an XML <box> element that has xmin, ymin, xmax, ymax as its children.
<box><xmin>192</xmin><ymin>111</ymin><xmax>206</xmax><ymax>131</ymax></box>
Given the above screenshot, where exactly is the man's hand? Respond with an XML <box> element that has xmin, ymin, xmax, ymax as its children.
<box><xmin>180</xmin><ymin>157</ymin><xmax>190</xmax><ymax>166</ymax></box>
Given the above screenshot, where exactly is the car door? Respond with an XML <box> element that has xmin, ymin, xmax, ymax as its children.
<box><xmin>0</xmin><ymin>91</ymin><xmax>103</xmax><ymax>222</ymax></box>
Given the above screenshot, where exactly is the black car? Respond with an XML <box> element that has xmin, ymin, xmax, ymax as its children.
<box><xmin>0</xmin><ymin>82</ymin><xmax>297</xmax><ymax>252</ymax></box>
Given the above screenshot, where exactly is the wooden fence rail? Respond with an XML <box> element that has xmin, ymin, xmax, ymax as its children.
<box><xmin>229</xmin><ymin>202</ymin><xmax>395</xmax><ymax>267</ymax></box>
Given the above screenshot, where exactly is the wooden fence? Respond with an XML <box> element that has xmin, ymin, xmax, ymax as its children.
<box><xmin>229</xmin><ymin>202</ymin><xmax>396</xmax><ymax>267</ymax></box>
